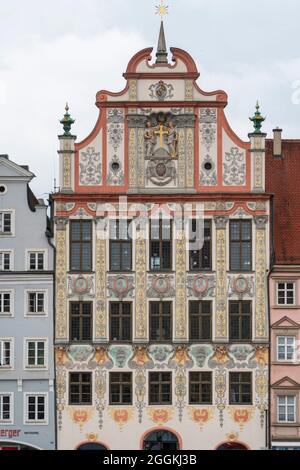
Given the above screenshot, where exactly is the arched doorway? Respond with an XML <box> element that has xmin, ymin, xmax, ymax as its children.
<box><xmin>143</xmin><ymin>430</ymin><xmax>180</xmax><ymax>451</ymax></box>
<box><xmin>77</xmin><ymin>442</ymin><xmax>108</xmax><ymax>450</ymax></box>
<box><xmin>217</xmin><ymin>442</ymin><xmax>248</xmax><ymax>450</ymax></box>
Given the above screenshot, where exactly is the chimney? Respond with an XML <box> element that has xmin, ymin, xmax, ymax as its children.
<box><xmin>273</xmin><ymin>127</ymin><xmax>282</xmax><ymax>158</ymax></box>
<box><xmin>0</xmin><ymin>154</ymin><xmax>9</xmax><ymax>160</ymax></box>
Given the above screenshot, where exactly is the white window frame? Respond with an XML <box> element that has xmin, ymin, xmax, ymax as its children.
<box><xmin>0</xmin><ymin>290</ymin><xmax>14</xmax><ymax>317</ymax></box>
<box><xmin>0</xmin><ymin>393</ymin><xmax>14</xmax><ymax>424</ymax></box>
<box><xmin>23</xmin><ymin>393</ymin><xmax>48</xmax><ymax>425</ymax></box>
<box><xmin>24</xmin><ymin>338</ymin><xmax>48</xmax><ymax>369</ymax></box>
<box><xmin>0</xmin><ymin>338</ymin><xmax>13</xmax><ymax>368</ymax></box>
<box><xmin>277</xmin><ymin>282</ymin><xmax>296</xmax><ymax>306</ymax></box>
<box><xmin>277</xmin><ymin>395</ymin><xmax>296</xmax><ymax>423</ymax></box>
<box><xmin>26</xmin><ymin>249</ymin><xmax>48</xmax><ymax>271</ymax></box>
<box><xmin>0</xmin><ymin>250</ymin><xmax>13</xmax><ymax>271</ymax></box>
<box><xmin>277</xmin><ymin>336</ymin><xmax>296</xmax><ymax>362</ymax></box>
<box><xmin>0</xmin><ymin>210</ymin><xmax>14</xmax><ymax>237</ymax></box>
<box><xmin>25</xmin><ymin>290</ymin><xmax>48</xmax><ymax>317</ymax></box>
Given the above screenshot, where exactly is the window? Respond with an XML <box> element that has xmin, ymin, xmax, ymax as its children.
<box><xmin>230</xmin><ymin>220</ymin><xmax>252</xmax><ymax>271</ymax></box>
<box><xmin>27</xmin><ymin>292</ymin><xmax>46</xmax><ymax>316</ymax></box>
<box><xmin>29</xmin><ymin>252</ymin><xmax>45</xmax><ymax>271</ymax></box>
<box><xmin>229</xmin><ymin>372</ymin><xmax>252</xmax><ymax>405</ymax></box>
<box><xmin>150</xmin><ymin>219</ymin><xmax>172</xmax><ymax>271</ymax></box>
<box><xmin>109</xmin><ymin>220</ymin><xmax>132</xmax><ymax>272</ymax></box>
<box><xmin>0</xmin><ymin>212</ymin><xmax>12</xmax><ymax>234</ymax></box>
<box><xmin>0</xmin><ymin>252</ymin><xmax>11</xmax><ymax>271</ymax></box>
<box><xmin>0</xmin><ymin>395</ymin><xmax>12</xmax><ymax>423</ymax></box>
<box><xmin>189</xmin><ymin>372</ymin><xmax>212</xmax><ymax>405</ymax></box>
<box><xmin>69</xmin><ymin>373</ymin><xmax>92</xmax><ymax>405</ymax></box>
<box><xmin>149</xmin><ymin>372</ymin><xmax>172</xmax><ymax>405</ymax></box>
<box><xmin>277</xmin><ymin>336</ymin><xmax>296</xmax><ymax>362</ymax></box>
<box><xmin>26</xmin><ymin>340</ymin><xmax>46</xmax><ymax>368</ymax></box>
<box><xmin>0</xmin><ymin>292</ymin><xmax>12</xmax><ymax>316</ymax></box>
<box><xmin>149</xmin><ymin>302</ymin><xmax>172</xmax><ymax>341</ymax></box>
<box><xmin>109</xmin><ymin>373</ymin><xmax>132</xmax><ymax>405</ymax></box>
<box><xmin>277</xmin><ymin>282</ymin><xmax>295</xmax><ymax>306</ymax></box>
<box><xmin>110</xmin><ymin>302</ymin><xmax>132</xmax><ymax>341</ymax></box>
<box><xmin>70</xmin><ymin>302</ymin><xmax>92</xmax><ymax>341</ymax></box>
<box><xmin>189</xmin><ymin>301</ymin><xmax>212</xmax><ymax>341</ymax></box>
<box><xmin>70</xmin><ymin>220</ymin><xmax>93</xmax><ymax>272</ymax></box>
<box><xmin>0</xmin><ymin>340</ymin><xmax>12</xmax><ymax>367</ymax></box>
<box><xmin>229</xmin><ymin>301</ymin><xmax>252</xmax><ymax>341</ymax></box>
<box><xmin>143</xmin><ymin>430</ymin><xmax>179</xmax><ymax>451</ymax></box>
<box><xmin>25</xmin><ymin>395</ymin><xmax>47</xmax><ymax>423</ymax></box>
<box><xmin>278</xmin><ymin>396</ymin><xmax>296</xmax><ymax>423</ymax></box>
<box><xmin>189</xmin><ymin>220</ymin><xmax>212</xmax><ymax>271</ymax></box>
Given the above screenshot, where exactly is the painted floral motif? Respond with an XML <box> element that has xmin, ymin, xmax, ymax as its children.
<box><xmin>208</xmin><ymin>346</ymin><xmax>234</xmax><ymax>369</ymax></box>
<box><xmin>88</xmin><ymin>347</ymin><xmax>113</xmax><ymax>369</ymax></box>
<box><xmin>68</xmin><ymin>345</ymin><xmax>94</xmax><ymax>363</ymax></box>
<box><xmin>129</xmin><ymin>347</ymin><xmax>154</xmax><ymax>370</ymax></box>
<box><xmin>223</xmin><ymin>147</ymin><xmax>246</xmax><ymax>186</ymax></box>
<box><xmin>109</xmin><ymin>346</ymin><xmax>133</xmax><ymax>368</ymax></box>
<box><xmin>67</xmin><ymin>275</ymin><xmax>95</xmax><ymax>298</ymax></box>
<box><xmin>148</xmin><ymin>345</ymin><xmax>173</xmax><ymax>364</ymax></box>
<box><xmin>200</xmin><ymin>108</ymin><xmax>217</xmax><ymax>186</ymax></box>
<box><xmin>109</xmin><ymin>408</ymin><xmax>134</xmax><ymax>430</ymax></box>
<box><xmin>107</xmin><ymin>109</ymin><xmax>124</xmax><ymax>186</ymax></box>
<box><xmin>149</xmin><ymin>81</ymin><xmax>174</xmax><ymax>101</ymax></box>
<box><xmin>79</xmin><ymin>146</ymin><xmax>102</xmax><ymax>185</ymax></box>
<box><xmin>147</xmin><ymin>408</ymin><xmax>174</xmax><ymax>425</ymax></box>
<box><xmin>175</xmin><ymin>369</ymin><xmax>187</xmax><ymax>422</ymax></box>
<box><xmin>186</xmin><ymin>274</ymin><xmax>215</xmax><ymax>298</ymax></box>
<box><xmin>135</xmin><ymin>370</ymin><xmax>146</xmax><ymax>423</ymax></box>
<box><xmin>190</xmin><ymin>345</ymin><xmax>214</xmax><ymax>367</ymax></box>
<box><xmin>67</xmin><ymin>408</ymin><xmax>93</xmax><ymax>432</ymax></box>
<box><xmin>228</xmin><ymin>275</ymin><xmax>254</xmax><ymax>298</ymax></box>
<box><xmin>188</xmin><ymin>408</ymin><xmax>214</xmax><ymax>430</ymax></box>
<box><xmin>107</xmin><ymin>275</ymin><xmax>135</xmax><ymax>300</ymax></box>
<box><xmin>215</xmin><ymin>369</ymin><xmax>226</xmax><ymax>427</ymax></box>
<box><xmin>228</xmin><ymin>345</ymin><xmax>254</xmax><ymax>363</ymax></box>
<box><xmin>147</xmin><ymin>274</ymin><xmax>175</xmax><ymax>298</ymax></box>
<box><xmin>56</xmin><ymin>367</ymin><xmax>67</xmax><ymax>430</ymax></box>
<box><xmin>168</xmin><ymin>346</ymin><xmax>194</xmax><ymax>369</ymax></box>
<box><xmin>228</xmin><ymin>408</ymin><xmax>254</xmax><ymax>431</ymax></box>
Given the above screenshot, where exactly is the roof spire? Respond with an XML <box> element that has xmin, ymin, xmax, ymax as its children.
<box><xmin>155</xmin><ymin>1</ymin><xmax>169</xmax><ymax>64</ymax></box>
<box><xmin>60</xmin><ymin>102</ymin><xmax>75</xmax><ymax>136</ymax></box>
<box><xmin>249</xmin><ymin>101</ymin><xmax>266</xmax><ymax>134</ymax></box>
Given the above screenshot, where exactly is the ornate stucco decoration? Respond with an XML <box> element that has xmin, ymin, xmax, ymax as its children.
<box><xmin>188</xmin><ymin>407</ymin><xmax>214</xmax><ymax>431</ymax></box>
<box><xmin>227</xmin><ymin>275</ymin><xmax>255</xmax><ymax>298</ymax></box>
<box><xmin>200</xmin><ymin>108</ymin><xmax>217</xmax><ymax>186</ymax></box>
<box><xmin>186</xmin><ymin>274</ymin><xmax>216</xmax><ymax>298</ymax></box>
<box><xmin>107</xmin><ymin>275</ymin><xmax>135</xmax><ymax>300</ymax></box>
<box><xmin>223</xmin><ymin>147</ymin><xmax>246</xmax><ymax>186</ymax></box>
<box><xmin>107</xmin><ymin>109</ymin><xmax>125</xmax><ymax>186</ymax></box>
<box><xmin>146</xmin><ymin>158</ymin><xmax>177</xmax><ymax>186</ymax></box>
<box><xmin>79</xmin><ymin>146</ymin><xmax>102</xmax><ymax>185</ymax></box>
<box><xmin>148</xmin><ymin>345</ymin><xmax>174</xmax><ymax>364</ymax></box>
<box><xmin>149</xmin><ymin>80</ymin><xmax>174</xmax><ymax>101</ymax></box>
<box><xmin>175</xmin><ymin>230</ymin><xmax>187</xmax><ymax>340</ymax></box>
<box><xmin>135</xmin><ymin>230</ymin><xmax>147</xmax><ymax>340</ymax></box>
<box><xmin>95</xmin><ymin>224</ymin><xmax>107</xmax><ymax>340</ymax></box>
<box><xmin>55</xmin><ymin>217</ymin><xmax>68</xmax><ymax>340</ymax></box>
<box><xmin>67</xmin><ymin>274</ymin><xmax>95</xmax><ymax>298</ymax></box>
<box><xmin>147</xmin><ymin>274</ymin><xmax>175</xmax><ymax>298</ymax></box>
<box><xmin>108</xmin><ymin>346</ymin><xmax>133</xmax><ymax>368</ymax></box>
<box><xmin>254</xmin><ymin>216</ymin><xmax>268</xmax><ymax>339</ymax></box>
<box><xmin>214</xmin><ymin>216</ymin><xmax>228</xmax><ymax>339</ymax></box>
<box><xmin>189</xmin><ymin>345</ymin><xmax>214</xmax><ymax>367</ymax></box>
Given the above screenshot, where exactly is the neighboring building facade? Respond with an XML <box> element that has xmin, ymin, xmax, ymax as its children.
<box><xmin>266</xmin><ymin>136</ymin><xmax>300</xmax><ymax>450</ymax></box>
<box><xmin>0</xmin><ymin>155</ymin><xmax>55</xmax><ymax>450</ymax></box>
<box><xmin>52</xmin><ymin>24</ymin><xmax>270</xmax><ymax>450</ymax></box>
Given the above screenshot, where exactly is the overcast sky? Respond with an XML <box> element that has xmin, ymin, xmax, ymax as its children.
<box><xmin>0</xmin><ymin>0</ymin><xmax>300</xmax><ymax>197</ymax></box>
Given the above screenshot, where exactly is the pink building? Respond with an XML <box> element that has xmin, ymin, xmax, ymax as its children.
<box><xmin>267</xmin><ymin>134</ymin><xmax>300</xmax><ymax>450</ymax></box>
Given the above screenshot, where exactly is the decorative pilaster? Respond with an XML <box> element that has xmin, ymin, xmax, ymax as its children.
<box><xmin>129</xmin><ymin>128</ymin><xmax>137</xmax><ymax>187</ymax></box>
<box><xmin>254</xmin><ymin>216</ymin><xmax>268</xmax><ymax>340</ymax></box>
<box><xmin>137</xmin><ymin>128</ymin><xmax>145</xmax><ymax>188</ymax></box>
<box><xmin>249</xmin><ymin>103</ymin><xmax>266</xmax><ymax>192</ymax></box>
<box><xmin>95</xmin><ymin>218</ymin><xmax>107</xmax><ymax>341</ymax></box>
<box><xmin>186</xmin><ymin>128</ymin><xmax>194</xmax><ymax>188</ymax></box>
<box><xmin>135</xmin><ymin>229</ymin><xmax>147</xmax><ymax>341</ymax></box>
<box><xmin>214</xmin><ymin>216</ymin><xmax>228</xmax><ymax>340</ymax></box>
<box><xmin>178</xmin><ymin>129</ymin><xmax>185</xmax><ymax>188</ymax></box>
<box><xmin>58</xmin><ymin>104</ymin><xmax>76</xmax><ymax>192</ymax></box>
<box><xmin>175</xmin><ymin>230</ymin><xmax>187</xmax><ymax>341</ymax></box>
<box><xmin>55</xmin><ymin>217</ymin><xmax>69</xmax><ymax>341</ymax></box>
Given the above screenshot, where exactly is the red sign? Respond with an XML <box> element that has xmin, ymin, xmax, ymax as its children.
<box><xmin>0</xmin><ymin>430</ymin><xmax>21</xmax><ymax>439</ymax></box>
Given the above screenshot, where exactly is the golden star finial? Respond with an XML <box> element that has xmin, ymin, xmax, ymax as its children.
<box><xmin>156</xmin><ymin>0</ymin><xmax>169</xmax><ymax>20</ymax></box>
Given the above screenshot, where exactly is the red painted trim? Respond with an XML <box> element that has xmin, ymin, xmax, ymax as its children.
<box><xmin>139</xmin><ymin>427</ymin><xmax>183</xmax><ymax>450</ymax></box>
<box><xmin>214</xmin><ymin>440</ymin><xmax>250</xmax><ymax>450</ymax></box>
<box><xmin>124</xmin><ymin>72</ymin><xmax>200</xmax><ymax>80</ymax></box>
<box><xmin>75</xmin><ymin>111</ymin><xmax>104</xmax><ymax>151</ymax></box>
<box><xmin>170</xmin><ymin>48</ymin><xmax>199</xmax><ymax>74</ymax></box>
<box><xmin>194</xmin><ymin>112</ymin><xmax>199</xmax><ymax>189</ymax></box>
<box><xmin>75</xmin><ymin>440</ymin><xmax>110</xmax><ymax>450</ymax></box>
<box><xmin>125</xmin><ymin>48</ymin><xmax>154</xmax><ymax>74</ymax></box>
<box><xmin>96</xmin><ymin>82</ymin><xmax>130</xmax><ymax>107</ymax></box>
<box><xmin>95</xmin><ymin>101</ymin><xmax>227</xmax><ymax>110</ymax></box>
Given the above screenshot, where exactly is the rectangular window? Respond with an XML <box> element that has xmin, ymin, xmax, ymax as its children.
<box><xmin>278</xmin><ymin>396</ymin><xmax>296</xmax><ymax>423</ymax></box>
<box><xmin>0</xmin><ymin>212</ymin><xmax>12</xmax><ymax>234</ymax></box>
<box><xmin>0</xmin><ymin>252</ymin><xmax>11</xmax><ymax>271</ymax></box>
<box><xmin>150</xmin><ymin>219</ymin><xmax>172</xmax><ymax>271</ymax></box>
<box><xmin>70</xmin><ymin>220</ymin><xmax>92</xmax><ymax>272</ymax></box>
<box><xmin>27</xmin><ymin>292</ymin><xmax>45</xmax><ymax>315</ymax></box>
<box><xmin>149</xmin><ymin>301</ymin><xmax>172</xmax><ymax>341</ymax></box>
<box><xmin>25</xmin><ymin>395</ymin><xmax>47</xmax><ymax>423</ymax></box>
<box><xmin>109</xmin><ymin>372</ymin><xmax>132</xmax><ymax>405</ymax></box>
<box><xmin>109</xmin><ymin>220</ymin><xmax>132</xmax><ymax>272</ymax></box>
<box><xmin>189</xmin><ymin>372</ymin><xmax>212</xmax><ymax>405</ymax></box>
<box><xmin>70</xmin><ymin>302</ymin><xmax>92</xmax><ymax>342</ymax></box>
<box><xmin>0</xmin><ymin>340</ymin><xmax>11</xmax><ymax>367</ymax></box>
<box><xmin>110</xmin><ymin>302</ymin><xmax>132</xmax><ymax>341</ymax></box>
<box><xmin>26</xmin><ymin>340</ymin><xmax>46</xmax><ymax>367</ymax></box>
<box><xmin>29</xmin><ymin>252</ymin><xmax>45</xmax><ymax>271</ymax></box>
<box><xmin>189</xmin><ymin>220</ymin><xmax>212</xmax><ymax>271</ymax></box>
<box><xmin>277</xmin><ymin>282</ymin><xmax>295</xmax><ymax>306</ymax></box>
<box><xmin>0</xmin><ymin>395</ymin><xmax>12</xmax><ymax>423</ymax></box>
<box><xmin>229</xmin><ymin>372</ymin><xmax>252</xmax><ymax>405</ymax></box>
<box><xmin>229</xmin><ymin>301</ymin><xmax>252</xmax><ymax>341</ymax></box>
<box><xmin>69</xmin><ymin>373</ymin><xmax>92</xmax><ymax>405</ymax></box>
<box><xmin>277</xmin><ymin>336</ymin><xmax>296</xmax><ymax>362</ymax></box>
<box><xmin>230</xmin><ymin>220</ymin><xmax>252</xmax><ymax>272</ymax></box>
<box><xmin>0</xmin><ymin>292</ymin><xmax>12</xmax><ymax>316</ymax></box>
<box><xmin>149</xmin><ymin>372</ymin><xmax>172</xmax><ymax>405</ymax></box>
<box><xmin>189</xmin><ymin>301</ymin><xmax>212</xmax><ymax>341</ymax></box>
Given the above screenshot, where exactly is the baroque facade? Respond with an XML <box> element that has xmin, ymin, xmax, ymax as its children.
<box><xmin>0</xmin><ymin>155</ymin><xmax>55</xmax><ymax>450</ymax></box>
<box><xmin>52</xmin><ymin>23</ymin><xmax>270</xmax><ymax>450</ymax></box>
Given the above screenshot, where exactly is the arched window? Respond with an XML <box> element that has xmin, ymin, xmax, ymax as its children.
<box><xmin>217</xmin><ymin>442</ymin><xmax>248</xmax><ymax>450</ymax></box>
<box><xmin>143</xmin><ymin>430</ymin><xmax>179</xmax><ymax>451</ymax></box>
<box><xmin>77</xmin><ymin>442</ymin><xmax>107</xmax><ymax>450</ymax></box>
